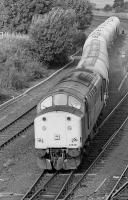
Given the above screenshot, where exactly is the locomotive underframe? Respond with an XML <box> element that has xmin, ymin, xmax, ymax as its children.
<box><xmin>36</xmin><ymin>147</ymin><xmax>82</xmax><ymax>170</ymax></box>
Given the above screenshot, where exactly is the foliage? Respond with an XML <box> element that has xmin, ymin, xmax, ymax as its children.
<box><xmin>72</xmin><ymin>31</ymin><xmax>86</xmax><ymax>52</ymax></box>
<box><xmin>0</xmin><ymin>0</ymin><xmax>7</xmax><ymax>30</ymax></box>
<box><xmin>0</xmin><ymin>33</ymin><xmax>47</xmax><ymax>90</ymax></box>
<box><xmin>1</xmin><ymin>0</ymin><xmax>55</xmax><ymax>33</ymax></box>
<box><xmin>67</xmin><ymin>0</ymin><xmax>93</xmax><ymax>29</ymax></box>
<box><xmin>103</xmin><ymin>4</ymin><xmax>112</xmax><ymax>11</ymax></box>
<box><xmin>1</xmin><ymin>67</ymin><xmax>28</xmax><ymax>90</ymax></box>
<box><xmin>24</xmin><ymin>60</ymin><xmax>48</xmax><ymax>80</ymax></box>
<box><xmin>113</xmin><ymin>0</ymin><xmax>124</xmax><ymax>8</ymax></box>
<box><xmin>124</xmin><ymin>1</ymin><xmax>128</xmax><ymax>9</ymax></box>
<box><xmin>54</xmin><ymin>0</ymin><xmax>93</xmax><ymax>29</ymax></box>
<box><xmin>0</xmin><ymin>0</ymin><xmax>91</xmax><ymax>90</ymax></box>
<box><xmin>29</xmin><ymin>7</ymin><xmax>77</xmax><ymax>66</ymax></box>
<box><xmin>115</xmin><ymin>6</ymin><xmax>124</xmax><ymax>12</ymax></box>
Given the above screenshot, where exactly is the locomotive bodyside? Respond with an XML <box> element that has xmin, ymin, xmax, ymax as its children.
<box><xmin>34</xmin><ymin>17</ymin><xmax>120</xmax><ymax>170</ymax></box>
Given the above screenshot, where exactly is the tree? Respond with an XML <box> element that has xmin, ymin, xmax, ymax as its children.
<box><xmin>0</xmin><ymin>0</ymin><xmax>6</xmax><ymax>30</ymax></box>
<box><xmin>113</xmin><ymin>0</ymin><xmax>124</xmax><ymax>8</ymax></box>
<box><xmin>104</xmin><ymin>4</ymin><xmax>112</xmax><ymax>11</ymax></box>
<box><xmin>124</xmin><ymin>1</ymin><xmax>128</xmax><ymax>9</ymax></box>
<box><xmin>54</xmin><ymin>0</ymin><xmax>93</xmax><ymax>29</ymax></box>
<box><xmin>29</xmin><ymin>7</ymin><xmax>77</xmax><ymax>66</ymax></box>
<box><xmin>1</xmin><ymin>0</ymin><xmax>55</xmax><ymax>33</ymax></box>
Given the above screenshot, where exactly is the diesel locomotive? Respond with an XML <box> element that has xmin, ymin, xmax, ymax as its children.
<box><xmin>34</xmin><ymin>16</ymin><xmax>120</xmax><ymax>170</ymax></box>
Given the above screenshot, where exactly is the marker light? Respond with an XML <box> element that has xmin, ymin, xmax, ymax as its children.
<box><xmin>67</xmin><ymin>125</ymin><xmax>72</xmax><ymax>131</ymax></box>
<box><xmin>42</xmin><ymin>126</ymin><xmax>47</xmax><ymax>131</ymax></box>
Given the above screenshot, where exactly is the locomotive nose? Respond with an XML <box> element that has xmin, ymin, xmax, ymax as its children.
<box><xmin>34</xmin><ymin>111</ymin><xmax>82</xmax><ymax>149</ymax></box>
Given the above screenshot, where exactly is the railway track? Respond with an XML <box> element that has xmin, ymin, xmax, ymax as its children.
<box><xmin>21</xmin><ymin>170</ymin><xmax>83</xmax><ymax>200</ymax></box>
<box><xmin>108</xmin><ymin>146</ymin><xmax>128</xmax><ymax>199</ymax></box>
<box><xmin>111</xmin><ymin>184</ymin><xmax>128</xmax><ymax>200</ymax></box>
<box><xmin>61</xmin><ymin>97</ymin><xmax>128</xmax><ymax>200</ymax></box>
<box><xmin>110</xmin><ymin>170</ymin><xmax>128</xmax><ymax>199</ymax></box>
<box><xmin>78</xmin><ymin>91</ymin><xmax>128</xmax><ymax>173</ymax></box>
<box><xmin>0</xmin><ymin>107</ymin><xmax>35</xmax><ymax>150</ymax></box>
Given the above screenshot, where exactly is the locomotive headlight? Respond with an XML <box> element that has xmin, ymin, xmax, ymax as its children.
<box><xmin>42</xmin><ymin>117</ymin><xmax>46</xmax><ymax>121</ymax></box>
<box><xmin>67</xmin><ymin>125</ymin><xmax>72</xmax><ymax>131</ymax></box>
<box><xmin>42</xmin><ymin>126</ymin><xmax>47</xmax><ymax>131</ymax></box>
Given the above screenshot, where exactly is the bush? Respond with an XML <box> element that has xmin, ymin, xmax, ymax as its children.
<box><xmin>72</xmin><ymin>31</ymin><xmax>86</xmax><ymax>52</ymax></box>
<box><xmin>113</xmin><ymin>0</ymin><xmax>124</xmax><ymax>8</ymax></box>
<box><xmin>24</xmin><ymin>61</ymin><xmax>48</xmax><ymax>80</ymax></box>
<box><xmin>124</xmin><ymin>1</ymin><xmax>128</xmax><ymax>9</ymax></box>
<box><xmin>54</xmin><ymin>0</ymin><xmax>93</xmax><ymax>29</ymax></box>
<box><xmin>0</xmin><ymin>33</ymin><xmax>47</xmax><ymax>89</ymax></box>
<box><xmin>0</xmin><ymin>0</ymin><xmax>7</xmax><ymax>30</ymax></box>
<box><xmin>104</xmin><ymin>4</ymin><xmax>113</xmax><ymax>11</ymax></box>
<box><xmin>115</xmin><ymin>6</ymin><xmax>125</xmax><ymax>12</ymax></box>
<box><xmin>0</xmin><ymin>33</ymin><xmax>30</xmax><ymax>63</ymax></box>
<box><xmin>11</xmin><ymin>72</ymin><xmax>29</xmax><ymax>90</ymax></box>
<box><xmin>29</xmin><ymin>7</ymin><xmax>77</xmax><ymax>66</ymax></box>
<box><xmin>0</xmin><ymin>65</ymin><xmax>28</xmax><ymax>89</ymax></box>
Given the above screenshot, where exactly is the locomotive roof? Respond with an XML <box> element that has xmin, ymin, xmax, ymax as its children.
<box><xmin>51</xmin><ymin>69</ymin><xmax>100</xmax><ymax>100</ymax></box>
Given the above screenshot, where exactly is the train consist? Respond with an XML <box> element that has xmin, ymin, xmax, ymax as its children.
<box><xmin>34</xmin><ymin>17</ymin><xmax>120</xmax><ymax>170</ymax></box>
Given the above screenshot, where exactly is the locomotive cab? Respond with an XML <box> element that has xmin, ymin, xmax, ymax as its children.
<box><xmin>37</xmin><ymin>93</ymin><xmax>83</xmax><ymax>112</ymax></box>
<box><xmin>34</xmin><ymin>92</ymin><xmax>85</xmax><ymax>170</ymax></box>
